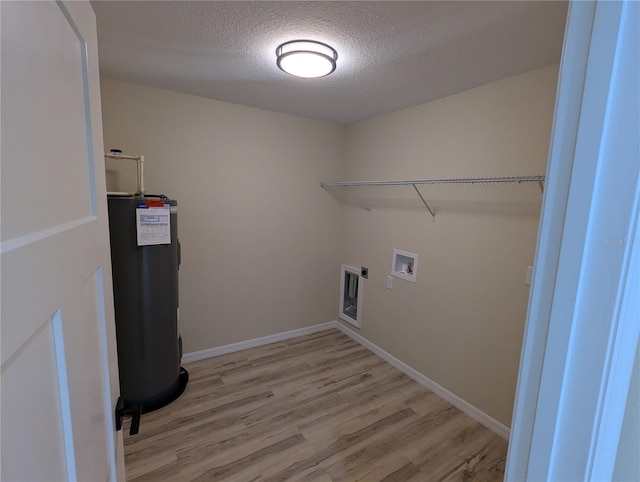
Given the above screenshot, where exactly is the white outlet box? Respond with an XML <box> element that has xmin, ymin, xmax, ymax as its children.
<box><xmin>391</xmin><ymin>249</ymin><xmax>418</xmax><ymax>283</ymax></box>
<box><xmin>386</xmin><ymin>276</ymin><xmax>393</xmax><ymax>289</ymax></box>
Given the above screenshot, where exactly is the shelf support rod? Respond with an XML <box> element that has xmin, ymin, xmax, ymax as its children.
<box><xmin>320</xmin><ymin>181</ymin><xmax>371</xmax><ymax>212</ymax></box>
<box><xmin>349</xmin><ymin>186</ymin><xmax>371</xmax><ymax>212</ymax></box>
<box><xmin>411</xmin><ymin>183</ymin><xmax>436</xmax><ymax>221</ymax></box>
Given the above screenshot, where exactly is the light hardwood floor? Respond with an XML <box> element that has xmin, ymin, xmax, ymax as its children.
<box><xmin>123</xmin><ymin>329</ymin><xmax>508</xmax><ymax>481</ymax></box>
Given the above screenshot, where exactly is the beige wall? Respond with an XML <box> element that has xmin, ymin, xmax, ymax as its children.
<box><xmin>100</xmin><ymin>80</ymin><xmax>345</xmax><ymax>352</ymax></box>
<box><xmin>338</xmin><ymin>64</ymin><xmax>559</xmax><ymax>426</ymax></box>
<box><xmin>614</xmin><ymin>338</ymin><xmax>640</xmax><ymax>481</ymax></box>
<box><xmin>101</xmin><ymin>65</ymin><xmax>558</xmax><ymax>427</ymax></box>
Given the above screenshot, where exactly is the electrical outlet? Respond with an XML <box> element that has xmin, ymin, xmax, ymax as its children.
<box><xmin>386</xmin><ymin>276</ymin><xmax>393</xmax><ymax>289</ymax></box>
<box><xmin>525</xmin><ymin>266</ymin><xmax>533</xmax><ymax>285</ymax></box>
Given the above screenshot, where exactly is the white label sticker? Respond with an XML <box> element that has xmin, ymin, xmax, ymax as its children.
<box><xmin>136</xmin><ymin>206</ymin><xmax>171</xmax><ymax>246</ymax></box>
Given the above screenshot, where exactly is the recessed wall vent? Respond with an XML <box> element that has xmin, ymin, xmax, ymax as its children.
<box><xmin>339</xmin><ymin>264</ymin><xmax>362</xmax><ymax>328</ymax></box>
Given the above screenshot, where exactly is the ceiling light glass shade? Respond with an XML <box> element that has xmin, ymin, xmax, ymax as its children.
<box><xmin>276</xmin><ymin>40</ymin><xmax>338</xmax><ymax>78</ymax></box>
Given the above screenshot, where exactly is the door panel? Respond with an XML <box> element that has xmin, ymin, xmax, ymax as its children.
<box><xmin>1</xmin><ymin>1</ymin><xmax>93</xmax><ymax>240</ymax></box>
<box><xmin>1</xmin><ymin>1</ymin><xmax>123</xmax><ymax>480</ymax></box>
<box><xmin>66</xmin><ymin>270</ymin><xmax>111</xmax><ymax>480</ymax></box>
<box><xmin>1</xmin><ymin>315</ymin><xmax>69</xmax><ymax>481</ymax></box>
<box><xmin>1</xmin><ymin>220</ymin><xmax>96</xmax><ymax>365</ymax></box>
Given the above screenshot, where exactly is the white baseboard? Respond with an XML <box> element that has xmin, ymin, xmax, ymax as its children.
<box><xmin>181</xmin><ymin>322</ymin><xmax>336</xmax><ymax>363</ymax></box>
<box><xmin>182</xmin><ymin>319</ymin><xmax>510</xmax><ymax>440</ymax></box>
<box><xmin>333</xmin><ymin>321</ymin><xmax>511</xmax><ymax>440</ymax></box>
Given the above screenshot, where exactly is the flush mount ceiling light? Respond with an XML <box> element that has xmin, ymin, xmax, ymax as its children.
<box><xmin>276</xmin><ymin>40</ymin><xmax>338</xmax><ymax>78</ymax></box>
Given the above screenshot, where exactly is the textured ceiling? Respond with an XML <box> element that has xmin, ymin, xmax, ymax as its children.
<box><xmin>93</xmin><ymin>1</ymin><xmax>568</xmax><ymax>124</ymax></box>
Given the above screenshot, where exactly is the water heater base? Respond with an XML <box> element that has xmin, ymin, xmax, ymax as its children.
<box><xmin>141</xmin><ymin>367</ymin><xmax>189</xmax><ymax>414</ymax></box>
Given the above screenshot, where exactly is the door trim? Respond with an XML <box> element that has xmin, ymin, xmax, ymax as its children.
<box><xmin>506</xmin><ymin>1</ymin><xmax>640</xmax><ymax>479</ymax></box>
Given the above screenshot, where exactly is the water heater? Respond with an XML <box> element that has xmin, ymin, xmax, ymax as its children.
<box><xmin>107</xmin><ymin>194</ymin><xmax>188</xmax><ymax>425</ymax></box>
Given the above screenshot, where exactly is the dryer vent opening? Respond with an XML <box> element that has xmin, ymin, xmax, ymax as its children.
<box><xmin>339</xmin><ymin>264</ymin><xmax>362</xmax><ymax>328</ymax></box>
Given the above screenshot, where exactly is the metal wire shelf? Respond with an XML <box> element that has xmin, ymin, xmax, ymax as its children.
<box><xmin>320</xmin><ymin>175</ymin><xmax>545</xmax><ymax>221</ymax></box>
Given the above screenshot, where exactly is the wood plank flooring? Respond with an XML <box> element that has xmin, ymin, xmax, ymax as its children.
<box><xmin>123</xmin><ymin>329</ymin><xmax>508</xmax><ymax>481</ymax></box>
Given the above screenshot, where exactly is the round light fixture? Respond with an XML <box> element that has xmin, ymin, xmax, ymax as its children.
<box><xmin>276</xmin><ymin>40</ymin><xmax>338</xmax><ymax>78</ymax></box>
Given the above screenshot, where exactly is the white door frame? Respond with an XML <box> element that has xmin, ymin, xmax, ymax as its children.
<box><xmin>506</xmin><ymin>1</ymin><xmax>639</xmax><ymax>480</ymax></box>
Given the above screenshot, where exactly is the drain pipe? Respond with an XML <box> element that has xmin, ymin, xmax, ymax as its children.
<box><xmin>105</xmin><ymin>149</ymin><xmax>145</xmax><ymax>196</ymax></box>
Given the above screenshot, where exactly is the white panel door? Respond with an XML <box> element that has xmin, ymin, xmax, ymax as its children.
<box><xmin>1</xmin><ymin>1</ymin><xmax>125</xmax><ymax>481</ymax></box>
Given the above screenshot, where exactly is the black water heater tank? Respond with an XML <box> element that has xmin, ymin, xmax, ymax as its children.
<box><xmin>107</xmin><ymin>195</ymin><xmax>187</xmax><ymax>414</ymax></box>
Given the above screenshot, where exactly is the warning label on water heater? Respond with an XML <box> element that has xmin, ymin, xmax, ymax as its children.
<box><xmin>136</xmin><ymin>206</ymin><xmax>171</xmax><ymax>246</ymax></box>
